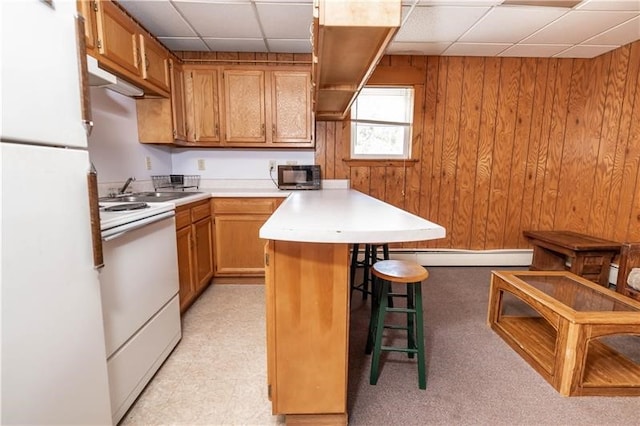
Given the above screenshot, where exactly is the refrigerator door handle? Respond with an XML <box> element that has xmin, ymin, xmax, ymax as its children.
<box><xmin>75</xmin><ymin>14</ymin><xmax>93</xmax><ymax>138</ymax></box>
<box><xmin>87</xmin><ymin>167</ymin><xmax>104</xmax><ymax>269</ymax></box>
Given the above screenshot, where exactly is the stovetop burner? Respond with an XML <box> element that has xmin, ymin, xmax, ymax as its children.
<box><xmin>102</xmin><ymin>202</ymin><xmax>149</xmax><ymax>212</ymax></box>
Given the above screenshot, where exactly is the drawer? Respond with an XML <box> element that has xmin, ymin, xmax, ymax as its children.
<box><xmin>175</xmin><ymin>208</ymin><xmax>191</xmax><ymax>229</ymax></box>
<box><xmin>212</xmin><ymin>198</ymin><xmax>277</xmax><ymax>214</ymax></box>
<box><xmin>191</xmin><ymin>200</ymin><xmax>211</xmax><ymax>222</ymax></box>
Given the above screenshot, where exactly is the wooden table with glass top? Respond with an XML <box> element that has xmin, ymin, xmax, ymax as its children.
<box><xmin>488</xmin><ymin>270</ymin><xmax>640</xmax><ymax>397</ymax></box>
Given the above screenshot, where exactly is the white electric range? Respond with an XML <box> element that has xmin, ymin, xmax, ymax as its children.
<box><xmin>98</xmin><ymin>200</ymin><xmax>181</xmax><ymax>423</ymax></box>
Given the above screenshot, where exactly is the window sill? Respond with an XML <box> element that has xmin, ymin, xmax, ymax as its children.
<box><xmin>342</xmin><ymin>158</ymin><xmax>419</xmax><ymax>167</ymax></box>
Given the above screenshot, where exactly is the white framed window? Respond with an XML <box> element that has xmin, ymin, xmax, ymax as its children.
<box><xmin>350</xmin><ymin>86</ymin><xmax>414</xmax><ymax>160</ymax></box>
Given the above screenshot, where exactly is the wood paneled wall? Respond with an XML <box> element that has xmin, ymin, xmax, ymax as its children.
<box><xmin>315</xmin><ymin>42</ymin><xmax>640</xmax><ymax>250</ymax></box>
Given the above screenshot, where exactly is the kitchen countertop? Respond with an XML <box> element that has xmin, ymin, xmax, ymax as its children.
<box><xmin>172</xmin><ymin>187</ymin><xmax>287</xmax><ymax>207</ymax></box>
<box><xmin>259</xmin><ymin>189</ymin><xmax>446</xmax><ymax>244</ymax></box>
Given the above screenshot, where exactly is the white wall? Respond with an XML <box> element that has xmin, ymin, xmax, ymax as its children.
<box><xmin>88</xmin><ymin>87</ymin><xmax>316</xmax><ymax>184</ymax></box>
<box><xmin>87</xmin><ymin>88</ymin><xmax>172</xmax><ymax>186</ymax></box>
<box><xmin>171</xmin><ymin>149</ymin><xmax>314</xmax><ymax>180</ymax></box>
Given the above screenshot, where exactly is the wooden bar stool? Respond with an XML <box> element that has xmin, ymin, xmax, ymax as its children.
<box><xmin>366</xmin><ymin>260</ymin><xmax>429</xmax><ymax>390</ymax></box>
<box><xmin>349</xmin><ymin>243</ymin><xmax>390</xmax><ymax>301</ymax></box>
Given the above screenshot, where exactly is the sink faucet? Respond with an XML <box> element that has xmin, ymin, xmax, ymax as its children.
<box><xmin>118</xmin><ymin>177</ymin><xmax>135</xmax><ymax>194</ymax></box>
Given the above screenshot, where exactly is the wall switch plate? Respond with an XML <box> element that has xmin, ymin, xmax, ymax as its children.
<box><xmin>145</xmin><ymin>156</ymin><xmax>152</xmax><ymax>170</ymax></box>
<box><xmin>197</xmin><ymin>159</ymin><xmax>205</xmax><ymax>171</ymax></box>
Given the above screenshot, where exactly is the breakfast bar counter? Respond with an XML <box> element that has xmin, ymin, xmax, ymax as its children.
<box><xmin>259</xmin><ymin>189</ymin><xmax>445</xmax><ymax>424</ymax></box>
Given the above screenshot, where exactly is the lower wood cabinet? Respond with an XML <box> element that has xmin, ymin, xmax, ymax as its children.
<box><xmin>212</xmin><ymin>197</ymin><xmax>283</xmax><ymax>278</ymax></box>
<box><xmin>176</xmin><ymin>199</ymin><xmax>213</xmax><ymax>313</ymax></box>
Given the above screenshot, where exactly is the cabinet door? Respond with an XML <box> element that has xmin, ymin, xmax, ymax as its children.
<box><xmin>223</xmin><ymin>70</ymin><xmax>266</xmax><ymax>143</ymax></box>
<box><xmin>77</xmin><ymin>0</ymin><xmax>98</xmax><ymax>53</ymax></box>
<box><xmin>95</xmin><ymin>0</ymin><xmax>140</xmax><ymax>77</ymax></box>
<box><xmin>139</xmin><ymin>33</ymin><xmax>169</xmax><ymax>93</ymax></box>
<box><xmin>185</xmin><ymin>68</ymin><xmax>223</xmax><ymax>144</ymax></box>
<box><xmin>271</xmin><ymin>71</ymin><xmax>313</xmax><ymax>144</ymax></box>
<box><xmin>193</xmin><ymin>216</ymin><xmax>214</xmax><ymax>291</ymax></box>
<box><xmin>169</xmin><ymin>60</ymin><xmax>187</xmax><ymax>142</ymax></box>
<box><xmin>214</xmin><ymin>214</ymin><xmax>271</xmax><ymax>276</ymax></box>
<box><xmin>176</xmin><ymin>225</ymin><xmax>196</xmax><ymax>313</ymax></box>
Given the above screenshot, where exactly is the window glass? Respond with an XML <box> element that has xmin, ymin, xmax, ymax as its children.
<box><xmin>350</xmin><ymin>87</ymin><xmax>414</xmax><ymax>159</ymax></box>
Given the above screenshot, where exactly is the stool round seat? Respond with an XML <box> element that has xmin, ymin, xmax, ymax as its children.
<box><xmin>372</xmin><ymin>260</ymin><xmax>428</xmax><ymax>283</ymax></box>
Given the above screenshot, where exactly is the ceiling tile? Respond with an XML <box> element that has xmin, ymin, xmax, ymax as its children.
<box><xmin>267</xmin><ymin>39</ymin><xmax>312</xmax><ymax>53</ymax></box>
<box><xmin>118</xmin><ymin>0</ymin><xmax>196</xmax><ymax>37</ymax></box>
<box><xmin>254</xmin><ymin>0</ymin><xmax>312</xmax><ymax>3</ymax></box>
<box><xmin>158</xmin><ymin>37</ymin><xmax>210</xmax><ymax>51</ymax></box>
<box><xmin>386</xmin><ymin>41</ymin><xmax>453</xmax><ymax>54</ymax></box>
<box><xmin>459</xmin><ymin>6</ymin><xmax>568</xmax><ymax>43</ymax></box>
<box><xmin>577</xmin><ymin>0</ymin><xmax>640</xmax><ymax>11</ymax></box>
<box><xmin>395</xmin><ymin>6</ymin><xmax>491</xmax><ymax>42</ymax></box>
<box><xmin>554</xmin><ymin>44</ymin><xmax>619</xmax><ymax>57</ymax></box>
<box><xmin>416</xmin><ymin>0</ymin><xmax>504</xmax><ymax>4</ymax></box>
<box><xmin>203</xmin><ymin>38</ymin><xmax>268</xmax><ymax>53</ymax></box>
<box><xmin>173</xmin><ymin>1</ymin><xmax>262</xmax><ymax>38</ymax></box>
<box><xmin>583</xmin><ymin>15</ymin><xmax>640</xmax><ymax>45</ymax></box>
<box><xmin>523</xmin><ymin>10</ymin><xmax>639</xmax><ymax>44</ymax></box>
<box><xmin>256</xmin><ymin>3</ymin><xmax>313</xmax><ymax>38</ymax></box>
<box><xmin>500</xmin><ymin>43</ymin><xmax>571</xmax><ymax>57</ymax></box>
<box><xmin>443</xmin><ymin>42</ymin><xmax>511</xmax><ymax>55</ymax></box>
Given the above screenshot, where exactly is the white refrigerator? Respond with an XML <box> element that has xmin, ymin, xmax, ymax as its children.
<box><xmin>1</xmin><ymin>1</ymin><xmax>112</xmax><ymax>424</ymax></box>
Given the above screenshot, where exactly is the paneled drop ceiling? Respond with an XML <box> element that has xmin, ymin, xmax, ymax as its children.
<box><xmin>118</xmin><ymin>0</ymin><xmax>640</xmax><ymax>58</ymax></box>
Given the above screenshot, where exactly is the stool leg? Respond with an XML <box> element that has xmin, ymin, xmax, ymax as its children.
<box><xmin>349</xmin><ymin>244</ymin><xmax>359</xmax><ymax>300</ymax></box>
<box><xmin>370</xmin><ymin>280</ymin><xmax>389</xmax><ymax>385</ymax></box>
<box><xmin>362</xmin><ymin>244</ymin><xmax>372</xmax><ymax>300</ymax></box>
<box><xmin>414</xmin><ymin>282</ymin><xmax>426</xmax><ymax>390</ymax></box>
<box><xmin>365</xmin><ymin>274</ymin><xmax>382</xmax><ymax>354</ymax></box>
<box><xmin>407</xmin><ymin>283</ymin><xmax>416</xmax><ymax>359</ymax></box>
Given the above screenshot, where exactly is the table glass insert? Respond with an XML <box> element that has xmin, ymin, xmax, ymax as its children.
<box><xmin>514</xmin><ymin>273</ymin><xmax>638</xmax><ymax>312</ymax></box>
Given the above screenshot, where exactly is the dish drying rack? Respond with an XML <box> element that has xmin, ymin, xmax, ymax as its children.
<box><xmin>151</xmin><ymin>175</ymin><xmax>200</xmax><ymax>191</ymax></box>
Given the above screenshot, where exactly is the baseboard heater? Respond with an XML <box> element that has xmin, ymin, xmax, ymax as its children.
<box><xmin>354</xmin><ymin>248</ymin><xmax>619</xmax><ymax>286</ymax></box>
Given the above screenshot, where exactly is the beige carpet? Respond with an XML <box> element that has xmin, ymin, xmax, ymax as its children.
<box><xmin>121</xmin><ymin>267</ymin><xmax>639</xmax><ymax>425</ymax></box>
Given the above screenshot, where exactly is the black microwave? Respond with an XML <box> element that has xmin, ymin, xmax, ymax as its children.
<box><xmin>277</xmin><ymin>165</ymin><xmax>321</xmax><ymax>190</ymax></box>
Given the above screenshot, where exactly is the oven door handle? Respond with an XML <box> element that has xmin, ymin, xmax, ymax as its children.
<box><xmin>102</xmin><ymin>211</ymin><xmax>175</xmax><ymax>241</ymax></box>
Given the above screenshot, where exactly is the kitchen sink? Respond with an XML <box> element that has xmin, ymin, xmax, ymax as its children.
<box><xmin>99</xmin><ymin>192</ymin><xmax>202</xmax><ymax>203</ymax></box>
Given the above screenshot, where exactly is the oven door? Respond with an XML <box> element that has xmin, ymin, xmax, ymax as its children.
<box><xmin>100</xmin><ymin>211</ymin><xmax>179</xmax><ymax>357</ymax></box>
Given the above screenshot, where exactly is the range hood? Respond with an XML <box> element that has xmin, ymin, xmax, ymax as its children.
<box><xmin>87</xmin><ymin>55</ymin><xmax>143</xmax><ymax>97</ymax></box>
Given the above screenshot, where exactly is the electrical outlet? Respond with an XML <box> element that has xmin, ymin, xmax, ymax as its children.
<box><xmin>197</xmin><ymin>159</ymin><xmax>205</xmax><ymax>171</ymax></box>
<box><xmin>145</xmin><ymin>156</ymin><xmax>152</xmax><ymax>170</ymax></box>
<box><xmin>269</xmin><ymin>160</ymin><xmax>277</xmax><ymax>171</ymax></box>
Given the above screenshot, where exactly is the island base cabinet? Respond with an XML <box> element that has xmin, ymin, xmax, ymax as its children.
<box><xmin>265</xmin><ymin>240</ymin><xmax>349</xmax><ymax>420</ymax></box>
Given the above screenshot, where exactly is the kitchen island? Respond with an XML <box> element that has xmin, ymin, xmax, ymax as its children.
<box><xmin>259</xmin><ymin>189</ymin><xmax>445</xmax><ymax>424</ymax></box>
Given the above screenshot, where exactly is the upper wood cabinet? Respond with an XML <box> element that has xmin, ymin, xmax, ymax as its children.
<box><xmin>138</xmin><ymin>33</ymin><xmax>170</xmax><ymax>93</ymax></box>
<box><xmin>224</xmin><ymin>70</ymin><xmax>266</xmax><ymax>144</ymax></box>
<box><xmin>136</xmin><ymin>59</ymin><xmax>185</xmax><ymax>144</ymax></box>
<box><xmin>169</xmin><ymin>60</ymin><xmax>187</xmax><ymax>142</ymax></box>
<box><xmin>312</xmin><ymin>0</ymin><xmax>401</xmax><ymax>120</ymax></box>
<box><xmin>77</xmin><ymin>1</ymin><xmax>98</xmax><ymax>54</ymax></box>
<box><xmin>184</xmin><ymin>67</ymin><xmax>223</xmax><ymax>145</ymax></box>
<box><xmin>271</xmin><ymin>70</ymin><xmax>313</xmax><ymax>144</ymax></box>
<box><xmin>222</xmin><ymin>67</ymin><xmax>314</xmax><ymax>147</ymax></box>
<box><xmin>82</xmin><ymin>0</ymin><xmax>170</xmax><ymax>97</ymax></box>
<box><xmin>95</xmin><ymin>0</ymin><xmax>140</xmax><ymax>77</ymax></box>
